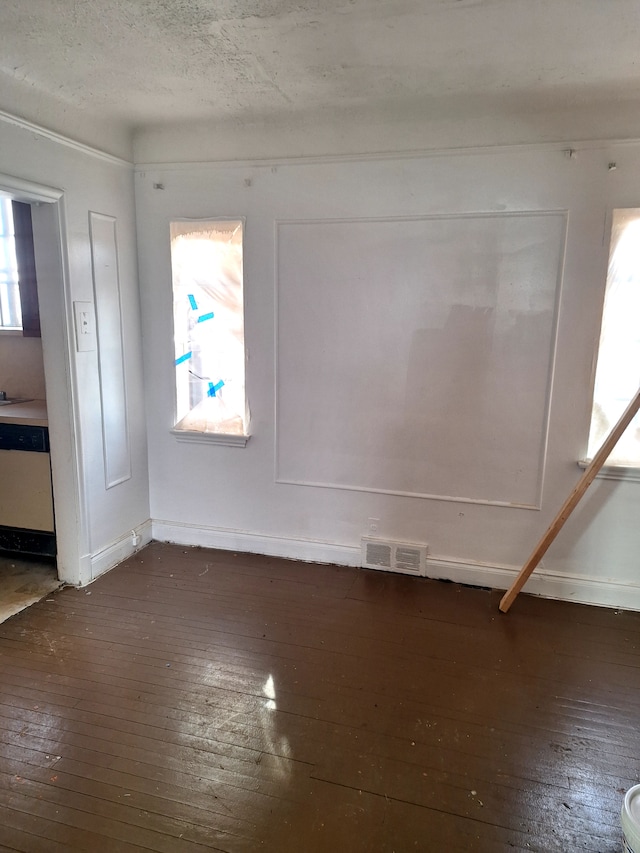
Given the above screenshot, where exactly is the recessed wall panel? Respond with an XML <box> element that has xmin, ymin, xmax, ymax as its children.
<box><xmin>89</xmin><ymin>211</ymin><xmax>131</xmax><ymax>489</ymax></box>
<box><xmin>276</xmin><ymin>212</ymin><xmax>566</xmax><ymax>507</ymax></box>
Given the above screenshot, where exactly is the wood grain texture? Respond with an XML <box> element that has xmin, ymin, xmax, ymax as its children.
<box><xmin>0</xmin><ymin>542</ymin><xmax>638</xmax><ymax>851</ymax></box>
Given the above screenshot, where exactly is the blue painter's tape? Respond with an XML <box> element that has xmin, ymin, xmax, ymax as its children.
<box><xmin>174</xmin><ymin>351</ymin><xmax>192</xmax><ymax>366</ymax></box>
<box><xmin>197</xmin><ymin>311</ymin><xmax>215</xmax><ymax>323</ymax></box>
<box><xmin>208</xmin><ymin>380</ymin><xmax>225</xmax><ymax>397</ymax></box>
<box><xmin>188</xmin><ymin>294</ymin><xmax>198</xmax><ymax>310</ymax></box>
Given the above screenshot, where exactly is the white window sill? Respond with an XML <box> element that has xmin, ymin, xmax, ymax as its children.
<box><xmin>577</xmin><ymin>459</ymin><xmax>640</xmax><ymax>482</ymax></box>
<box><xmin>0</xmin><ymin>329</ymin><xmax>23</xmax><ymax>336</ymax></box>
<box><xmin>171</xmin><ymin>429</ymin><xmax>250</xmax><ymax>447</ymax></box>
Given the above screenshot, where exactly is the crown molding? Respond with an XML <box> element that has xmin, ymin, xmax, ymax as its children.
<box><xmin>0</xmin><ymin>109</ymin><xmax>133</xmax><ymax>168</ymax></box>
<box><xmin>134</xmin><ymin>135</ymin><xmax>640</xmax><ymax>173</ymax></box>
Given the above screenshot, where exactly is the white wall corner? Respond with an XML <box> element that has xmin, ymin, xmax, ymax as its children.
<box><xmin>151</xmin><ymin>519</ymin><xmax>361</xmax><ymax>567</ymax></box>
<box><xmin>89</xmin><ymin>519</ymin><xmax>153</xmax><ymax>583</ymax></box>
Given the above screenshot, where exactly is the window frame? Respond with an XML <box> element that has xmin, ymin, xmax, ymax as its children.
<box><xmin>168</xmin><ymin>216</ymin><xmax>250</xmax><ymax>446</ymax></box>
<box><xmin>583</xmin><ymin>207</ymin><xmax>640</xmax><ymax>476</ymax></box>
<box><xmin>0</xmin><ymin>198</ymin><xmax>41</xmax><ymax>337</ymax></box>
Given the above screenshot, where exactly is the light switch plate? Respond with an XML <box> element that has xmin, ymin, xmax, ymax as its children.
<box><xmin>73</xmin><ymin>301</ymin><xmax>96</xmax><ymax>352</ymax></box>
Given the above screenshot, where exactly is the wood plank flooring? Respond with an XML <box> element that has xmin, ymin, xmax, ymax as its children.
<box><xmin>0</xmin><ymin>541</ymin><xmax>638</xmax><ymax>852</ymax></box>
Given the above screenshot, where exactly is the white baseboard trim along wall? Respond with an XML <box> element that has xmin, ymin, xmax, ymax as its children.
<box><xmin>152</xmin><ymin>519</ymin><xmax>361</xmax><ymax>569</ymax></box>
<box><xmin>426</xmin><ymin>556</ymin><xmax>640</xmax><ymax>612</ymax></box>
<box><xmin>151</xmin><ymin>520</ymin><xmax>640</xmax><ymax>612</ymax></box>
<box><xmin>90</xmin><ymin>519</ymin><xmax>153</xmax><ymax>582</ymax></box>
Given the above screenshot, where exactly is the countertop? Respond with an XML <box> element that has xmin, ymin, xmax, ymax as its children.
<box><xmin>0</xmin><ymin>399</ymin><xmax>48</xmax><ymax>427</ymax></box>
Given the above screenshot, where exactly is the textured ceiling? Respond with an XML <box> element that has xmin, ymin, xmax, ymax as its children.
<box><xmin>1</xmin><ymin>0</ymin><xmax>640</xmax><ymax>156</ymax></box>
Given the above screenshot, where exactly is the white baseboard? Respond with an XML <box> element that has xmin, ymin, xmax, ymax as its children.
<box><xmin>89</xmin><ymin>518</ymin><xmax>153</xmax><ymax>583</ymax></box>
<box><xmin>152</xmin><ymin>519</ymin><xmax>362</xmax><ymax>567</ymax></box>
<box><xmin>150</xmin><ymin>520</ymin><xmax>640</xmax><ymax>612</ymax></box>
<box><xmin>427</xmin><ymin>555</ymin><xmax>640</xmax><ymax>612</ymax></box>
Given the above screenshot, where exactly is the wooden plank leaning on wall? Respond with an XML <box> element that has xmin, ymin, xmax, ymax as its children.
<box><xmin>500</xmin><ymin>386</ymin><xmax>640</xmax><ymax>613</ymax></box>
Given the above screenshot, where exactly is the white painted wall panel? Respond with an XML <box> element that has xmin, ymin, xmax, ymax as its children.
<box><xmin>89</xmin><ymin>212</ymin><xmax>131</xmax><ymax>489</ymax></box>
<box><xmin>276</xmin><ymin>213</ymin><xmax>565</xmax><ymax>507</ymax></box>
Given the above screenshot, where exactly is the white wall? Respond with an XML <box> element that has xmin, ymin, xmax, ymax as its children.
<box><xmin>136</xmin><ymin>140</ymin><xmax>640</xmax><ymax>610</ymax></box>
<box><xmin>0</xmin><ymin>116</ymin><xmax>150</xmax><ymax>585</ymax></box>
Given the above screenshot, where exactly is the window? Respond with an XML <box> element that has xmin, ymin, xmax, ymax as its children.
<box><xmin>0</xmin><ymin>198</ymin><xmax>40</xmax><ymax>336</ymax></box>
<box><xmin>587</xmin><ymin>209</ymin><xmax>640</xmax><ymax>466</ymax></box>
<box><xmin>0</xmin><ymin>198</ymin><xmax>22</xmax><ymax>329</ymax></box>
<box><xmin>170</xmin><ymin>219</ymin><xmax>248</xmax><ymax>440</ymax></box>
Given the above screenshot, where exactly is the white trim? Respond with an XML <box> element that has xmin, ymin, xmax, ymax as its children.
<box><xmin>0</xmin><ymin>109</ymin><xmax>132</xmax><ymax>168</ymax></box>
<box><xmin>274</xmin><ymin>210</ymin><xmax>567</xmax><ymax>511</ymax></box>
<box><xmin>77</xmin><ymin>551</ymin><xmax>93</xmax><ymax>587</ymax></box>
<box><xmin>427</xmin><ymin>555</ymin><xmax>640</xmax><ymax>612</ymax></box>
<box><xmin>3</xmin><ymin>105</ymin><xmax>640</xmax><ymax>173</ymax></box>
<box><xmin>135</xmin><ymin>135</ymin><xmax>640</xmax><ymax>172</ymax></box>
<box><xmin>89</xmin><ymin>519</ymin><xmax>153</xmax><ymax>583</ymax></box>
<box><xmin>88</xmin><ymin>211</ymin><xmax>132</xmax><ymax>489</ymax></box>
<box><xmin>170</xmin><ymin>429</ymin><xmax>250</xmax><ymax>447</ymax></box>
<box><xmin>151</xmin><ymin>520</ymin><xmax>640</xmax><ymax>611</ymax></box>
<box><xmin>52</xmin><ymin>197</ymin><xmax>93</xmax><ymax>586</ymax></box>
<box><xmin>273</xmin><ymin>476</ymin><xmax>539</xmax><ymax>509</ymax></box>
<box><xmin>151</xmin><ymin>519</ymin><xmax>361</xmax><ymax>566</ymax></box>
<box><xmin>4</xmin><ymin>184</ymin><xmax>91</xmax><ymax>589</ymax></box>
<box><xmin>0</xmin><ymin>176</ymin><xmax>63</xmax><ymax>203</ymax></box>
<box><xmin>577</xmin><ymin>459</ymin><xmax>640</xmax><ymax>482</ymax></box>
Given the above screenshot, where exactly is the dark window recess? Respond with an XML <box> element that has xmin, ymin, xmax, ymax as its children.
<box><xmin>12</xmin><ymin>201</ymin><xmax>41</xmax><ymax>338</ymax></box>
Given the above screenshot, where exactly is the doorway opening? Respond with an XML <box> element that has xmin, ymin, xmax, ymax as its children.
<box><xmin>0</xmin><ymin>173</ymin><xmax>86</xmax><ymax>619</ymax></box>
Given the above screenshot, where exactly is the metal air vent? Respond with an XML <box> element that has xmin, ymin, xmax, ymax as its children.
<box><xmin>361</xmin><ymin>538</ymin><xmax>428</xmax><ymax>576</ymax></box>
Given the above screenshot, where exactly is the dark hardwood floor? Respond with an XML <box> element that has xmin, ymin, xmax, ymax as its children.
<box><xmin>0</xmin><ymin>541</ymin><xmax>638</xmax><ymax>852</ymax></box>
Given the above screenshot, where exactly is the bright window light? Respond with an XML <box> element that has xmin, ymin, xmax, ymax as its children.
<box><xmin>587</xmin><ymin>209</ymin><xmax>640</xmax><ymax>465</ymax></box>
<box><xmin>0</xmin><ymin>198</ymin><xmax>22</xmax><ymax>330</ymax></box>
<box><xmin>170</xmin><ymin>219</ymin><xmax>247</xmax><ymax>435</ymax></box>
